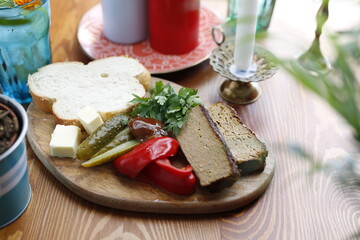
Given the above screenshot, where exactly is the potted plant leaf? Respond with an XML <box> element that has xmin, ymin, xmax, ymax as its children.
<box><xmin>281</xmin><ymin>0</ymin><xmax>360</xmax><ymax>213</ymax></box>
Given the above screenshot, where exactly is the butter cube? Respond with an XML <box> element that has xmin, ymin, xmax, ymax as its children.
<box><xmin>77</xmin><ymin>106</ymin><xmax>104</xmax><ymax>134</ymax></box>
<box><xmin>50</xmin><ymin>125</ymin><xmax>81</xmax><ymax>159</ymax></box>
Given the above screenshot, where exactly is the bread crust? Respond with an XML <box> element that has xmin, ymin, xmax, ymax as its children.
<box><xmin>135</xmin><ymin>68</ymin><xmax>151</xmax><ymax>91</ymax></box>
<box><xmin>29</xmin><ymin>88</ymin><xmax>54</xmax><ymax>114</ymax></box>
<box><xmin>53</xmin><ymin>113</ymin><xmax>83</xmax><ymax>128</ymax></box>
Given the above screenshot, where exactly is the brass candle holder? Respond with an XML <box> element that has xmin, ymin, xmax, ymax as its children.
<box><xmin>209</xmin><ymin>42</ymin><xmax>278</xmax><ymax>104</ymax></box>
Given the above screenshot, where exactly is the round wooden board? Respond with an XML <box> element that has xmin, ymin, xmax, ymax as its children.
<box><xmin>27</xmin><ymin>78</ymin><xmax>275</xmax><ymax>214</ymax></box>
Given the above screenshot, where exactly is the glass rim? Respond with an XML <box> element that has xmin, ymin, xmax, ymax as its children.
<box><xmin>0</xmin><ymin>0</ymin><xmax>47</xmax><ymax>11</ymax></box>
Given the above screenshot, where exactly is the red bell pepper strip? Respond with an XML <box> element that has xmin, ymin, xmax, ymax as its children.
<box><xmin>145</xmin><ymin>159</ymin><xmax>196</xmax><ymax>195</ymax></box>
<box><xmin>113</xmin><ymin>136</ymin><xmax>179</xmax><ymax>178</ymax></box>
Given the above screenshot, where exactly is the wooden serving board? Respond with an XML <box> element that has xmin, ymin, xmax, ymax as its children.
<box><xmin>27</xmin><ymin>78</ymin><xmax>275</xmax><ymax>214</ymax></box>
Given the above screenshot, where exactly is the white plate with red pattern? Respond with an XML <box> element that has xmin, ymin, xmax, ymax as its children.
<box><xmin>77</xmin><ymin>4</ymin><xmax>221</xmax><ymax>74</ymax></box>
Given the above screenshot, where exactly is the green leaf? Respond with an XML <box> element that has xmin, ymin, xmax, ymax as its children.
<box><xmin>186</xmin><ymin>95</ymin><xmax>203</xmax><ymax>107</ymax></box>
<box><xmin>130</xmin><ymin>94</ymin><xmax>147</xmax><ymax>103</ymax></box>
<box><xmin>154</xmin><ymin>95</ymin><xmax>167</xmax><ymax>105</ymax></box>
<box><xmin>150</xmin><ymin>81</ymin><xmax>163</xmax><ymax>95</ymax></box>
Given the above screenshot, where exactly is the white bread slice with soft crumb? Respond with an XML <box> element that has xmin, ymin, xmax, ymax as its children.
<box><xmin>28</xmin><ymin>56</ymin><xmax>151</xmax><ymax>127</ymax></box>
<box><xmin>87</xmin><ymin>56</ymin><xmax>151</xmax><ymax>90</ymax></box>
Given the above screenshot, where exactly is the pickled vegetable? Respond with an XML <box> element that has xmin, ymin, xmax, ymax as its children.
<box><xmin>76</xmin><ymin>114</ymin><xmax>129</xmax><ymax>160</ymax></box>
<box><xmin>129</xmin><ymin>117</ymin><xmax>168</xmax><ymax>142</ymax></box>
<box><xmin>82</xmin><ymin>140</ymin><xmax>140</xmax><ymax>167</ymax></box>
<box><xmin>92</xmin><ymin>127</ymin><xmax>134</xmax><ymax>158</ymax></box>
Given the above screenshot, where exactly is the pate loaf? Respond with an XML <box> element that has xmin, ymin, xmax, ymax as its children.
<box><xmin>177</xmin><ymin>105</ymin><xmax>240</xmax><ymax>190</ymax></box>
<box><xmin>208</xmin><ymin>103</ymin><xmax>268</xmax><ymax>175</ymax></box>
<box><xmin>28</xmin><ymin>56</ymin><xmax>151</xmax><ymax>127</ymax></box>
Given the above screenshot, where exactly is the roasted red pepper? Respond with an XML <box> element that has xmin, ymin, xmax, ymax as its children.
<box><xmin>113</xmin><ymin>136</ymin><xmax>179</xmax><ymax>178</ymax></box>
<box><xmin>145</xmin><ymin>159</ymin><xmax>196</xmax><ymax>195</ymax></box>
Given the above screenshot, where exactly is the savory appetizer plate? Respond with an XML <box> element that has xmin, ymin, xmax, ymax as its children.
<box><xmin>27</xmin><ymin>78</ymin><xmax>275</xmax><ymax>214</ymax></box>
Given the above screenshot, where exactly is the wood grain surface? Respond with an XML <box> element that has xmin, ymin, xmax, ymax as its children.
<box><xmin>26</xmin><ymin>78</ymin><xmax>274</xmax><ymax>214</ymax></box>
<box><xmin>1</xmin><ymin>0</ymin><xmax>360</xmax><ymax>239</ymax></box>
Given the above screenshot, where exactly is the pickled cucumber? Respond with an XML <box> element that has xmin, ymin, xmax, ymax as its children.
<box><xmin>92</xmin><ymin>127</ymin><xmax>134</xmax><ymax>158</ymax></box>
<box><xmin>76</xmin><ymin>114</ymin><xmax>129</xmax><ymax>160</ymax></box>
<box><xmin>81</xmin><ymin>140</ymin><xmax>140</xmax><ymax>167</ymax></box>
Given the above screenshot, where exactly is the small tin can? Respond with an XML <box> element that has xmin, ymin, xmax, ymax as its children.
<box><xmin>0</xmin><ymin>94</ymin><xmax>31</xmax><ymax>228</ymax></box>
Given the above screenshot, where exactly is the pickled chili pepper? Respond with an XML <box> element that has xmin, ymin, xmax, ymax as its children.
<box><xmin>113</xmin><ymin>136</ymin><xmax>179</xmax><ymax>178</ymax></box>
<box><xmin>128</xmin><ymin>117</ymin><xmax>168</xmax><ymax>142</ymax></box>
<box><xmin>145</xmin><ymin>159</ymin><xmax>196</xmax><ymax>195</ymax></box>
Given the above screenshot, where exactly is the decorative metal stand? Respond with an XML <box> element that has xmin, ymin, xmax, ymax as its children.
<box><xmin>209</xmin><ymin>42</ymin><xmax>278</xmax><ymax>104</ymax></box>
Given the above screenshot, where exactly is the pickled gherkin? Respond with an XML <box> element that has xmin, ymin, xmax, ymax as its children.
<box><xmin>76</xmin><ymin>114</ymin><xmax>129</xmax><ymax>160</ymax></box>
<box><xmin>92</xmin><ymin>127</ymin><xmax>134</xmax><ymax>158</ymax></box>
<box><xmin>82</xmin><ymin>140</ymin><xmax>139</xmax><ymax>167</ymax></box>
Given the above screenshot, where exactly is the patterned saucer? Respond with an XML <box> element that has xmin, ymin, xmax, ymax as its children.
<box><xmin>77</xmin><ymin>4</ymin><xmax>221</xmax><ymax>74</ymax></box>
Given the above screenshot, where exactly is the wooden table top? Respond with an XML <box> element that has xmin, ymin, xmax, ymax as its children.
<box><xmin>1</xmin><ymin>0</ymin><xmax>360</xmax><ymax>239</ymax></box>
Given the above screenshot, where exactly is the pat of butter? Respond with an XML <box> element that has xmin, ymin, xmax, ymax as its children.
<box><xmin>77</xmin><ymin>106</ymin><xmax>104</xmax><ymax>134</ymax></box>
<box><xmin>50</xmin><ymin>125</ymin><xmax>81</xmax><ymax>159</ymax></box>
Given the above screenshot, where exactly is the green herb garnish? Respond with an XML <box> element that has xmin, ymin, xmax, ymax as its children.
<box><xmin>131</xmin><ymin>81</ymin><xmax>202</xmax><ymax>136</ymax></box>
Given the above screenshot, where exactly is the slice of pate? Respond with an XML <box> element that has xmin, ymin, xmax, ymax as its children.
<box><xmin>177</xmin><ymin>105</ymin><xmax>240</xmax><ymax>191</ymax></box>
<box><xmin>208</xmin><ymin>103</ymin><xmax>268</xmax><ymax>175</ymax></box>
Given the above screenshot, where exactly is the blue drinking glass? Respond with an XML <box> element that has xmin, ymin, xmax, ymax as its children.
<box><xmin>0</xmin><ymin>0</ymin><xmax>51</xmax><ymax>104</ymax></box>
<box><xmin>226</xmin><ymin>0</ymin><xmax>276</xmax><ymax>35</ymax></box>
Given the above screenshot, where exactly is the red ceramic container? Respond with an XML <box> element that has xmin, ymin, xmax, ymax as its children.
<box><xmin>148</xmin><ymin>0</ymin><xmax>200</xmax><ymax>55</ymax></box>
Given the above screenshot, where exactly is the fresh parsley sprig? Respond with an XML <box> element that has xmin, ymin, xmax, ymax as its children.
<box><xmin>130</xmin><ymin>81</ymin><xmax>202</xmax><ymax>136</ymax></box>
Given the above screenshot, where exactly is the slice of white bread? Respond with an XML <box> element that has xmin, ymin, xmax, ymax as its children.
<box><xmin>28</xmin><ymin>56</ymin><xmax>151</xmax><ymax>127</ymax></box>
